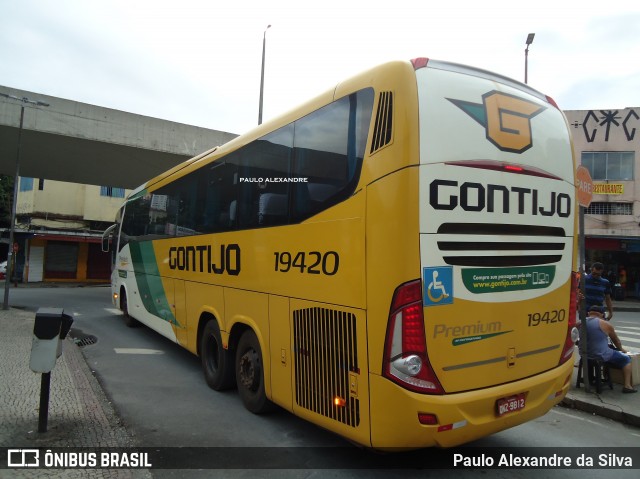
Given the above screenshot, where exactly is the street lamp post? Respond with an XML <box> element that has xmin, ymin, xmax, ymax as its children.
<box><xmin>258</xmin><ymin>24</ymin><xmax>271</xmax><ymax>125</ymax></box>
<box><xmin>0</xmin><ymin>93</ymin><xmax>49</xmax><ymax>310</ymax></box>
<box><xmin>524</xmin><ymin>33</ymin><xmax>535</xmax><ymax>84</ymax></box>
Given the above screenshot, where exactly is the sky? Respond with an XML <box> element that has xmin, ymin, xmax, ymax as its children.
<box><xmin>1</xmin><ymin>0</ymin><xmax>640</xmax><ymax>136</ymax></box>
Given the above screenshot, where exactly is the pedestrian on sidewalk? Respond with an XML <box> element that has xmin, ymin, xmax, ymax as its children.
<box><xmin>585</xmin><ymin>305</ymin><xmax>637</xmax><ymax>393</ymax></box>
<box><xmin>585</xmin><ymin>263</ymin><xmax>614</xmax><ymax>321</ymax></box>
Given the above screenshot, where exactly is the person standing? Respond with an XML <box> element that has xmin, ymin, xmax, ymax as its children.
<box><xmin>585</xmin><ymin>262</ymin><xmax>614</xmax><ymax>320</ymax></box>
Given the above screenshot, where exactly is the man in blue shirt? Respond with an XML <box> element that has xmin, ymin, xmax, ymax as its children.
<box><xmin>585</xmin><ymin>262</ymin><xmax>613</xmax><ymax>321</ymax></box>
<box><xmin>586</xmin><ymin>306</ymin><xmax>636</xmax><ymax>393</ymax></box>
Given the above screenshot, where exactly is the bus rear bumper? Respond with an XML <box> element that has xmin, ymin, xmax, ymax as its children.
<box><xmin>368</xmin><ymin>358</ymin><xmax>573</xmax><ymax>449</ymax></box>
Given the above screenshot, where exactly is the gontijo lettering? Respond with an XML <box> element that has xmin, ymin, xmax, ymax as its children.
<box><xmin>429</xmin><ymin>180</ymin><xmax>571</xmax><ymax>218</ymax></box>
<box><xmin>168</xmin><ymin>244</ymin><xmax>240</xmax><ymax>275</ymax></box>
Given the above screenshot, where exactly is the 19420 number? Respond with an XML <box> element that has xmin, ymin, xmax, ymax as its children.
<box><xmin>274</xmin><ymin>251</ymin><xmax>339</xmax><ymax>276</ymax></box>
<box><xmin>528</xmin><ymin>309</ymin><xmax>566</xmax><ymax>327</ymax></box>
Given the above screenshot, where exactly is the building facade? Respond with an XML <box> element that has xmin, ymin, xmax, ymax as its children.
<box><xmin>10</xmin><ymin>177</ymin><xmax>129</xmax><ymax>283</ymax></box>
<box><xmin>565</xmin><ymin>107</ymin><xmax>640</xmax><ymax>297</ymax></box>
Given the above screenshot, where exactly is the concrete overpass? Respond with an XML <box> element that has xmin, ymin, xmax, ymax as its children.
<box><xmin>0</xmin><ymin>86</ymin><xmax>238</xmax><ymax>189</ymax></box>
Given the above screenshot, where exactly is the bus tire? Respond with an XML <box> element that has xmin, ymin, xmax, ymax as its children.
<box><xmin>235</xmin><ymin>329</ymin><xmax>274</xmax><ymax>414</ymax></box>
<box><xmin>201</xmin><ymin>320</ymin><xmax>235</xmax><ymax>391</ymax></box>
<box><xmin>120</xmin><ymin>290</ymin><xmax>139</xmax><ymax>328</ymax></box>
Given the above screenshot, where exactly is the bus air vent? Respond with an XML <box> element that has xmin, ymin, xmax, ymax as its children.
<box><xmin>293</xmin><ymin>307</ymin><xmax>360</xmax><ymax>427</ymax></box>
<box><xmin>370</xmin><ymin>91</ymin><xmax>393</xmax><ymax>154</ymax></box>
<box><xmin>436</xmin><ymin>223</ymin><xmax>567</xmax><ymax>267</ymax></box>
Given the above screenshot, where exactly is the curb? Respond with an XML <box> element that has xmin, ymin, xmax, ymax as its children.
<box><xmin>560</xmin><ymin>395</ymin><xmax>640</xmax><ymax>428</ymax></box>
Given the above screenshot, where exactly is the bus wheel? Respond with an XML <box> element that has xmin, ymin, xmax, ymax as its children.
<box><xmin>120</xmin><ymin>291</ymin><xmax>138</xmax><ymax>328</ymax></box>
<box><xmin>201</xmin><ymin>320</ymin><xmax>235</xmax><ymax>391</ymax></box>
<box><xmin>235</xmin><ymin>329</ymin><xmax>274</xmax><ymax>414</ymax></box>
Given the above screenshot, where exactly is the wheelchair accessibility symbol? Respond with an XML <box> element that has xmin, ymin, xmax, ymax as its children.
<box><xmin>423</xmin><ymin>266</ymin><xmax>454</xmax><ymax>306</ymax></box>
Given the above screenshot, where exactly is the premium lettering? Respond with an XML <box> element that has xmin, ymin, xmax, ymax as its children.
<box><xmin>168</xmin><ymin>244</ymin><xmax>240</xmax><ymax>276</ymax></box>
<box><xmin>429</xmin><ymin>179</ymin><xmax>571</xmax><ymax>217</ymax></box>
<box><xmin>433</xmin><ymin>320</ymin><xmax>502</xmax><ymax>339</ymax></box>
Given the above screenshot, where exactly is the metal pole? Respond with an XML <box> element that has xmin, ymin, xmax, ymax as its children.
<box><xmin>1</xmin><ymin>94</ymin><xmax>48</xmax><ymax>309</ymax></box>
<box><xmin>258</xmin><ymin>25</ymin><xmax>271</xmax><ymax>125</ymax></box>
<box><xmin>524</xmin><ymin>46</ymin><xmax>529</xmax><ymax>84</ymax></box>
<box><xmin>578</xmin><ymin>206</ymin><xmax>590</xmax><ymax>392</ymax></box>
<box><xmin>3</xmin><ymin>105</ymin><xmax>24</xmax><ymax>310</ymax></box>
<box><xmin>38</xmin><ymin>372</ymin><xmax>51</xmax><ymax>433</ymax></box>
<box><xmin>524</xmin><ymin>33</ymin><xmax>534</xmax><ymax>84</ymax></box>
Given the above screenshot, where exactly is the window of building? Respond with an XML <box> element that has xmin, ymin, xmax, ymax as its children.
<box><xmin>581</xmin><ymin>152</ymin><xmax>634</xmax><ymax>180</ymax></box>
<box><xmin>585</xmin><ymin>202</ymin><xmax>633</xmax><ymax>215</ymax></box>
<box><xmin>38</xmin><ymin>179</ymin><xmax>45</xmax><ymax>190</ymax></box>
<box><xmin>100</xmin><ymin>186</ymin><xmax>126</xmax><ymax>198</ymax></box>
<box><xmin>19</xmin><ymin>177</ymin><xmax>34</xmax><ymax>192</ymax></box>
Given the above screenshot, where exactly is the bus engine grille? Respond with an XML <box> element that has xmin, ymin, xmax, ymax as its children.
<box><xmin>293</xmin><ymin>307</ymin><xmax>360</xmax><ymax>427</ymax></box>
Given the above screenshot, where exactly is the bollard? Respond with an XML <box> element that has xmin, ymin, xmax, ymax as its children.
<box><xmin>29</xmin><ymin>308</ymin><xmax>74</xmax><ymax>432</ymax></box>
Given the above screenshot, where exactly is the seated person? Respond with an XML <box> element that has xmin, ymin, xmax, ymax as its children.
<box><xmin>586</xmin><ymin>305</ymin><xmax>637</xmax><ymax>393</ymax></box>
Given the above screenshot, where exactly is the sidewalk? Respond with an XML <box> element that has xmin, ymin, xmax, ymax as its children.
<box><xmin>0</xmin><ymin>308</ymin><xmax>151</xmax><ymax>478</ymax></box>
<box><xmin>560</xmin><ymin>298</ymin><xmax>640</xmax><ymax>427</ymax></box>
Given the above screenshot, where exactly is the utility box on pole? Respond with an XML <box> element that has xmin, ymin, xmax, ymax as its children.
<box><xmin>29</xmin><ymin>307</ymin><xmax>74</xmax><ymax>432</ymax></box>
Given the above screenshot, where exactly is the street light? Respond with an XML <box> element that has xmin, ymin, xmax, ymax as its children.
<box><xmin>258</xmin><ymin>24</ymin><xmax>271</xmax><ymax>125</ymax></box>
<box><xmin>524</xmin><ymin>33</ymin><xmax>535</xmax><ymax>84</ymax></box>
<box><xmin>0</xmin><ymin>93</ymin><xmax>49</xmax><ymax>310</ymax></box>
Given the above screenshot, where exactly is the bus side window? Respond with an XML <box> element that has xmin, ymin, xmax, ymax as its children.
<box><xmin>292</xmin><ymin>88</ymin><xmax>373</xmax><ymax>222</ymax></box>
<box><xmin>204</xmin><ymin>160</ymin><xmax>238</xmax><ymax>232</ymax></box>
<box><xmin>237</xmin><ymin>126</ymin><xmax>293</xmax><ymax>228</ymax></box>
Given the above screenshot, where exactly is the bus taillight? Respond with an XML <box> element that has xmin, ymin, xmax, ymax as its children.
<box><xmin>383</xmin><ymin>280</ymin><xmax>444</xmax><ymax>395</ymax></box>
<box><xmin>559</xmin><ymin>272</ymin><xmax>580</xmax><ymax>364</ymax></box>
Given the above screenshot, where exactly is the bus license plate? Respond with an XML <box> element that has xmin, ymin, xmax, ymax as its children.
<box><xmin>496</xmin><ymin>393</ymin><xmax>526</xmax><ymax>417</ymax></box>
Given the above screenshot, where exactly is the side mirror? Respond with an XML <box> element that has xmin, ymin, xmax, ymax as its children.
<box><xmin>102</xmin><ymin>224</ymin><xmax>117</xmax><ymax>252</ymax></box>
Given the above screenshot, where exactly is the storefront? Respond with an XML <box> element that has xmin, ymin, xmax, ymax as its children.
<box><xmin>22</xmin><ymin>233</ymin><xmax>110</xmax><ymax>283</ymax></box>
<box><xmin>586</xmin><ymin>237</ymin><xmax>640</xmax><ymax>298</ymax></box>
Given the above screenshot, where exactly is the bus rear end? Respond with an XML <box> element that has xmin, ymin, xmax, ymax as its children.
<box><xmin>371</xmin><ymin>59</ymin><xmax>577</xmax><ymax>448</ymax></box>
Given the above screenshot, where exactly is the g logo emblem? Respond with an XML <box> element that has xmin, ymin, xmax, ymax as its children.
<box><xmin>448</xmin><ymin>91</ymin><xmax>546</xmax><ymax>153</ymax></box>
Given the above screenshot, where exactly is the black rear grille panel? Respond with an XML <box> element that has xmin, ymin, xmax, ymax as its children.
<box><xmin>437</xmin><ymin>223</ymin><xmax>565</xmax><ymax>237</ymax></box>
<box><xmin>443</xmin><ymin>255</ymin><xmax>563</xmax><ymax>267</ymax></box>
<box><xmin>438</xmin><ymin>241</ymin><xmax>565</xmax><ymax>251</ymax></box>
<box><xmin>435</xmin><ymin>223</ymin><xmax>568</xmax><ymax>267</ymax></box>
<box><xmin>293</xmin><ymin>307</ymin><xmax>360</xmax><ymax>427</ymax></box>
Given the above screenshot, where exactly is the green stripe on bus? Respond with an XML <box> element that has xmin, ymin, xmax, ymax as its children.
<box><xmin>129</xmin><ymin>241</ymin><xmax>180</xmax><ymax>326</ymax></box>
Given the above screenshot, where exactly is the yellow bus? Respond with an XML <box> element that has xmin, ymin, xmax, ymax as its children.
<box><xmin>104</xmin><ymin>58</ymin><xmax>579</xmax><ymax>449</ymax></box>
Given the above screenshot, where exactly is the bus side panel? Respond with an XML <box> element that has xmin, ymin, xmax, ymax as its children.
<box><xmin>117</xmin><ymin>242</ymin><xmax>179</xmax><ymax>342</ymax></box>
<box><xmin>183</xmin><ymin>281</ymin><xmax>225</xmax><ymax>356</ymax></box>
<box><xmin>157</xmin><ymin>276</ymin><xmax>188</xmax><ymax>347</ymax></box>
<box><xmin>290</xmin><ymin>299</ymin><xmax>370</xmax><ymax>447</ymax></box>
<box><xmin>364</xmin><ymin>167</ymin><xmax>421</xmax><ymax>378</ymax></box>
<box><xmin>259</xmin><ymin>198</ymin><xmax>367</xmax><ymax>309</ymax></box>
<box><xmin>224</xmin><ymin>288</ymin><xmax>271</xmax><ymax>397</ymax></box>
<box><xmin>269</xmin><ymin>294</ymin><xmax>292</xmax><ymax>412</ymax></box>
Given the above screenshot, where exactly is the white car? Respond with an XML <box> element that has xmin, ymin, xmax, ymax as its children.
<box><xmin>0</xmin><ymin>260</ymin><xmax>6</xmax><ymax>278</ymax></box>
